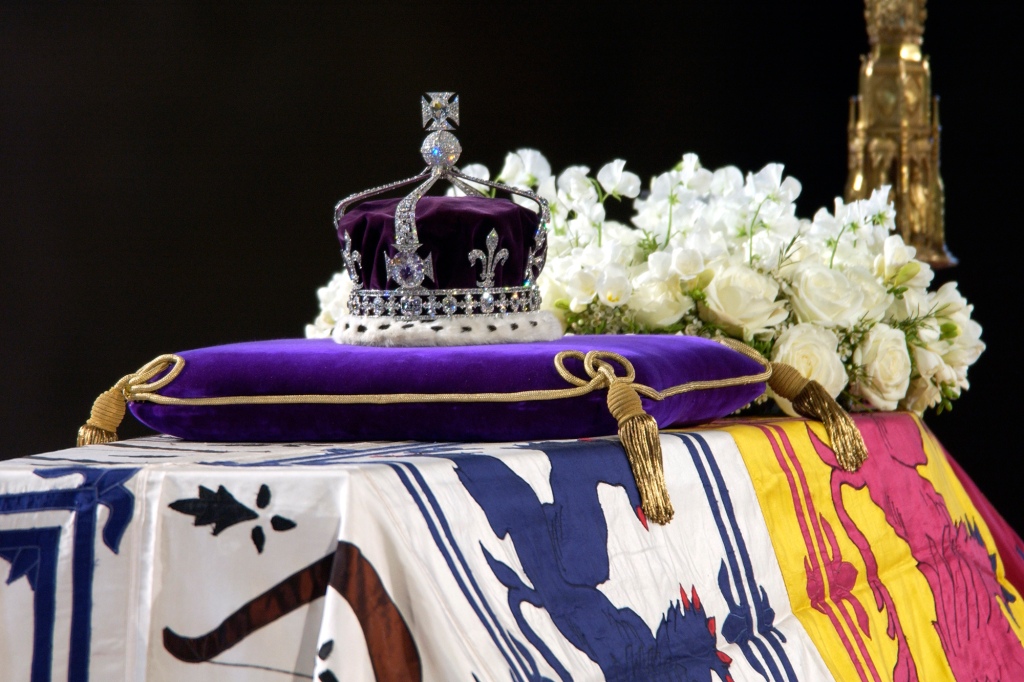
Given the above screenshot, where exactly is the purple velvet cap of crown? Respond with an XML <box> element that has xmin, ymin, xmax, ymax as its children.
<box><xmin>128</xmin><ymin>335</ymin><xmax>766</xmax><ymax>443</ymax></box>
<box><xmin>337</xmin><ymin>195</ymin><xmax>542</xmax><ymax>290</ymax></box>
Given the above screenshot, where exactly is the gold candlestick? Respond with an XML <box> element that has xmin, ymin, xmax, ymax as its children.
<box><xmin>846</xmin><ymin>0</ymin><xmax>956</xmax><ymax>268</ymax></box>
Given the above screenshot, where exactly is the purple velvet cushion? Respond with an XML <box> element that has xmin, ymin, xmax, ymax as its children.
<box><xmin>338</xmin><ymin>196</ymin><xmax>542</xmax><ymax>289</ymax></box>
<box><xmin>128</xmin><ymin>335</ymin><xmax>765</xmax><ymax>443</ymax></box>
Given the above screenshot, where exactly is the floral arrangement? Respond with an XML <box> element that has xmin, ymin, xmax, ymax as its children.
<box><xmin>308</xmin><ymin>150</ymin><xmax>984</xmax><ymax>417</ymax></box>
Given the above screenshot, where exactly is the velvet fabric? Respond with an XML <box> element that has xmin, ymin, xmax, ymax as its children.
<box><xmin>128</xmin><ymin>335</ymin><xmax>766</xmax><ymax>443</ymax></box>
<box><xmin>338</xmin><ymin>196</ymin><xmax>543</xmax><ymax>289</ymax></box>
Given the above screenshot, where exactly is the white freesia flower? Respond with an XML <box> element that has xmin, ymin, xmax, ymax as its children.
<box><xmin>770</xmin><ymin>324</ymin><xmax>848</xmax><ymax>416</ymax></box>
<box><xmin>902</xmin><ymin>340</ymin><xmax>961</xmax><ymax>414</ymax></box>
<box><xmin>929</xmin><ymin>280</ymin><xmax>970</xmax><ymax>321</ymax></box>
<box><xmin>308</xmin><ymin>152</ymin><xmax>983</xmax><ymax>418</ymax></box>
<box><xmin>700</xmin><ymin>263</ymin><xmax>789</xmax><ymax>340</ymax></box>
<box><xmin>875</xmin><ymin>234</ymin><xmax>921</xmax><ymax>284</ymax></box>
<box><xmin>597</xmin><ymin>160</ymin><xmax>641</xmax><ymax>199</ymax></box>
<box><xmin>902</xmin><ymin>376</ymin><xmax>943</xmax><ymax>414</ymax></box>
<box><xmin>853</xmin><ymin>323</ymin><xmax>912</xmax><ymax>411</ymax></box>
<box><xmin>597</xmin><ymin>266</ymin><xmax>632</xmax><ymax>307</ymax></box>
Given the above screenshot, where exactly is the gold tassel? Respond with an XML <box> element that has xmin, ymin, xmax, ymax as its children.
<box><xmin>605</xmin><ymin>375</ymin><xmax>674</xmax><ymax>525</ymax></box>
<box><xmin>769</xmin><ymin>361</ymin><xmax>869</xmax><ymax>471</ymax></box>
<box><xmin>77</xmin><ymin>383</ymin><xmax>129</xmax><ymax>446</ymax></box>
<box><xmin>76</xmin><ymin>354</ymin><xmax>184</xmax><ymax>447</ymax></box>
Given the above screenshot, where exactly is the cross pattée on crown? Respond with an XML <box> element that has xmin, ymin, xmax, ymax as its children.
<box><xmin>422</xmin><ymin>92</ymin><xmax>459</xmax><ymax>131</ymax></box>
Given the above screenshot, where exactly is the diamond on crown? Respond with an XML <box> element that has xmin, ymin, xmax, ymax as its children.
<box><xmin>386</xmin><ymin>251</ymin><xmax>433</xmax><ymax>289</ymax></box>
<box><xmin>469</xmin><ymin>229</ymin><xmax>509</xmax><ymax>288</ymax></box>
<box><xmin>421</xmin><ymin>92</ymin><xmax>459</xmax><ymax>131</ymax></box>
<box><xmin>347</xmin><ymin>284</ymin><xmax>541</xmax><ymax>320</ymax></box>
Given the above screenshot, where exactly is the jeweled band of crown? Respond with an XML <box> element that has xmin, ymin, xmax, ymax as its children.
<box><xmin>347</xmin><ymin>285</ymin><xmax>543</xmax><ymax>319</ymax></box>
<box><xmin>332</xmin><ymin>92</ymin><xmax>550</xmax><ymax>321</ymax></box>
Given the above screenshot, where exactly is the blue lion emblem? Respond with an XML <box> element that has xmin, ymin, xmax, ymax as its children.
<box><xmin>450</xmin><ymin>439</ymin><xmax>733</xmax><ymax>681</ymax></box>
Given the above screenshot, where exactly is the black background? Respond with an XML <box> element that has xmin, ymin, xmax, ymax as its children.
<box><xmin>2</xmin><ymin>3</ymin><xmax>1021</xmax><ymax>532</ymax></box>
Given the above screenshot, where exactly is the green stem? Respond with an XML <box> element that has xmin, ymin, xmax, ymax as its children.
<box><xmin>829</xmin><ymin>223</ymin><xmax>848</xmax><ymax>269</ymax></box>
<box><xmin>778</xmin><ymin>232</ymin><xmax>800</xmax><ymax>270</ymax></box>
<box><xmin>662</xmin><ymin>192</ymin><xmax>676</xmax><ymax>249</ymax></box>
<box><xmin>590</xmin><ymin>178</ymin><xmax>608</xmax><ymax>247</ymax></box>
<box><xmin>748</xmin><ymin>197</ymin><xmax>769</xmax><ymax>266</ymax></box>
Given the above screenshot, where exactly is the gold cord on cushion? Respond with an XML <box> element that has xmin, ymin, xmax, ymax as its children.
<box><xmin>767</xmin><ymin>361</ymin><xmax>869</xmax><ymax>471</ymax></box>
<box><xmin>76</xmin><ymin>355</ymin><xmax>184</xmax><ymax>446</ymax></box>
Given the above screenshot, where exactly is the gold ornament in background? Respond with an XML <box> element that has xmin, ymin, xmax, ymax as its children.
<box><xmin>846</xmin><ymin>0</ymin><xmax>956</xmax><ymax>268</ymax></box>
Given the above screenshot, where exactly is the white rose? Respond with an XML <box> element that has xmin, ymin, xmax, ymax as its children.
<box><xmin>305</xmin><ymin>313</ymin><xmax>334</xmax><ymax>339</ymax></box>
<box><xmin>537</xmin><ymin>260</ymin><xmax>572</xmax><ymax>327</ymax></box>
<box><xmin>630</xmin><ymin>270</ymin><xmax>694</xmax><ymax>328</ymax></box>
<box><xmin>844</xmin><ymin>265</ymin><xmax>892</xmax><ymax>323</ymax></box>
<box><xmin>699</xmin><ymin>263</ymin><xmax>788</xmax><ymax>340</ymax></box>
<box><xmin>306</xmin><ymin>272</ymin><xmax>354</xmax><ymax>337</ymax></box>
<box><xmin>770</xmin><ymin>323</ymin><xmax>849</xmax><ymax>416</ymax></box>
<box><xmin>852</xmin><ymin>323</ymin><xmax>912</xmax><ymax>411</ymax></box>
<box><xmin>786</xmin><ymin>261</ymin><xmax>865</xmax><ymax>328</ymax></box>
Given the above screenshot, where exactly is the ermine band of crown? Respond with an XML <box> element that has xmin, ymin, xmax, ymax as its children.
<box><xmin>331</xmin><ymin>92</ymin><xmax>551</xmax><ymax>321</ymax></box>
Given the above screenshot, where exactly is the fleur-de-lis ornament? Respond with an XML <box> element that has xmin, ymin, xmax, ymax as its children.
<box><xmin>341</xmin><ymin>233</ymin><xmax>363</xmax><ymax>288</ymax></box>
<box><xmin>469</xmin><ymin>229</ymin><xmax>509</xmax><ymax>288</ymax></box>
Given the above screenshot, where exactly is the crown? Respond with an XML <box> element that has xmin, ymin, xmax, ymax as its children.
<box><xmin>330</xmin><ymin>93</ymin><xmax>562</xmax><ymax>346</ymax></box>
